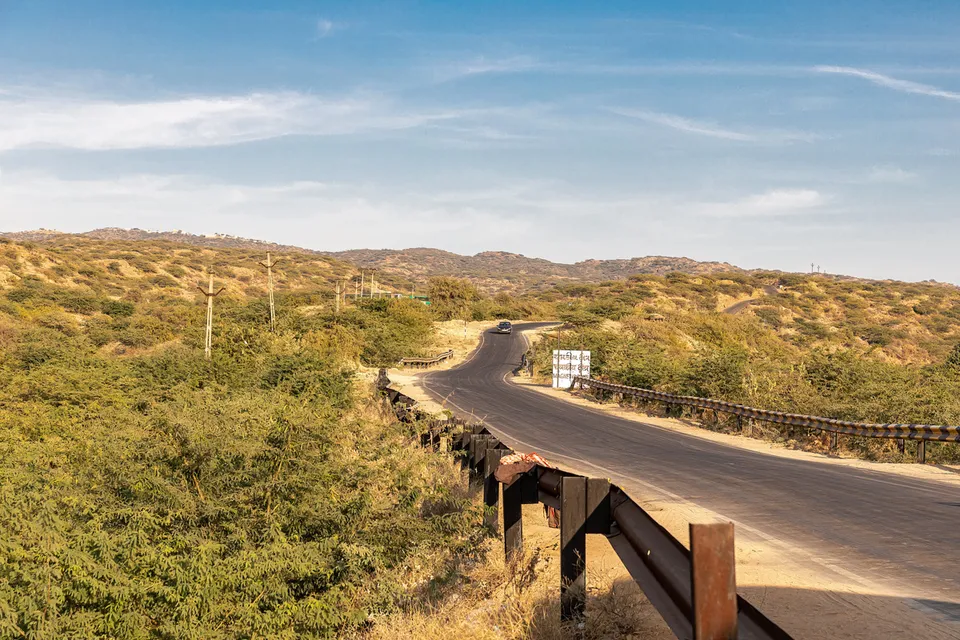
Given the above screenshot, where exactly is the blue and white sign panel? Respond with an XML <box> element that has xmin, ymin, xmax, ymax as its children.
<box><xmin>552</xmin><ymin>350</ymin><xmax>591</xmax><ymax>389</ymax></box>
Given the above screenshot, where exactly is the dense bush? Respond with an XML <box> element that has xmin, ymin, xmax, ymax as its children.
<box><xmin>0</xmin><ymin>278</ymin><xmax>480</xmax><ymax>638</ymax></box>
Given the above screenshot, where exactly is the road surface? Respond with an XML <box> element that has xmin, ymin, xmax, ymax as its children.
<box><xmin>422</xmin><ymin>322</ymin><xmax>960</xmax><ymax>636</ymax></box>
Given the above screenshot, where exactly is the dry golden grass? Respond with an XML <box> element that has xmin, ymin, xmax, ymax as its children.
<box><xmin>358</xmin><ymin>502</ymin><xmax>672</xmax><ymax>640</ymax></box>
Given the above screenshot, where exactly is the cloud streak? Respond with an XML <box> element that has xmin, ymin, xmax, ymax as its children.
<box><xmin>698</xmin><ymin>189</ymin><xmax>826</xmax><ymax>217</ymax></box>
<box><xmin>607</xmin><ymin>108</ymin><xmax>816</xmax><ymax>143</ymax></box>
<box><xmin>609</xmin><ymin>108</ymin><xmax>755</xmax><ymax>140</ymax></box>
<box><xmin>0</xmin><ymin>89</ymin><xmax>495</xmax><ymax>152</ymax></box>
<box><xmin>814</xmin><ymin>66</ymin><xmax>960</xmax><ymax>102</ymax></box>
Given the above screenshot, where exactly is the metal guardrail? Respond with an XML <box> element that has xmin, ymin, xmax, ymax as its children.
<box><xmin>382</xmin><ymin>387</ymin><xmax>794</xmax><ymax>639</ymax></box>
<box><xmin>574</xmin><ymin>376</ymin><xmax>957</xmax><ymax>462</ymax></box>
<box><xmin>398</xmin><ymin>349</ymin><xmax>454</xmax><ymax>368</ymax></box>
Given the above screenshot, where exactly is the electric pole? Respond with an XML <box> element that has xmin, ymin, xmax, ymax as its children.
<box><xmin>360</xmin><ymin>270</ymin><xmax>365</xmax><ymax>298</ymax></box>
<box><xmin>197</xmin><ymin>272</ymin><xmax>226</xmax><ymax>360</ymax></box>
<box><xmin>335</xmin><ymin>280</ymin><xmax>341</xmax><ymax>314</ymax></box>
<box><xmin>258</xmin><ymin>252</ymin><xmax>283</xmax><ymax>331</ymax></box>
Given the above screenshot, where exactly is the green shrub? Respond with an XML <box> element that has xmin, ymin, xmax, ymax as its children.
<box><xmin>101</xmin><ymin>299</ymin><xmax>136</xmax><ymax>317</ymax></box>
<box><xmin>148</xmin><ymin>274</ymin><xmax>178</xmax><ymax>288</ymax></box>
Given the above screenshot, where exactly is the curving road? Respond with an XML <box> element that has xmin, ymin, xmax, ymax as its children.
<box><xmin>422</xmin><ymin>323</ymin><xmax>960</xmax><ymax>636</ymax></box>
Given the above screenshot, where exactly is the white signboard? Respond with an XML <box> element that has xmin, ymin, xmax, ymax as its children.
<box><xmin>552</xmin><ymin>350</ymin><xmax>591</xmax><ymax>389</ymax></box>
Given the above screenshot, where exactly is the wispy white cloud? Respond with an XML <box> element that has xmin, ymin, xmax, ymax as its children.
<box><xmin>813</xmin><ymin>66</ymin><xmax>960</xmax><ymax>102</ymax></box>
<box><xmin>431</xmin><ymin>55</ymin><xmax>540</xmax><ymax>83</ymax></box>
<box><xmin>864</xmin><ymin>166</ymin><xmax>918</xmax><ymax>184</ymax></box>
<box><xmin>698</xmin><ymin>189</ymin><xmax>826</xmax><ymax>218</ymax></box>
<box><xmin>0</xmin><ymin>171</ymin><xmax>855</xmax><ymax>268</ymax></box>
<box><xmin>609</xmin><ymin>108</ymin><xmax>755</xmax><ymax>140</ymax></box>
<box><xmin>607</xmin><ymin>108</ymin><xmax>816</xmax><ymax>143</ymax></box>
<box><xmin>316</xmin><ymin>18</ymin><xmax>341</xmax><ymax>38</ymax></box>
<box><xmin>0</xmin><ymin>89</ymin><xmax>498</xmax><ymax>152</ymax></box>
<box><xmin>0</xmin><ymin>171</ymin><xmax>534</xmax><ymax>251</ymax></box>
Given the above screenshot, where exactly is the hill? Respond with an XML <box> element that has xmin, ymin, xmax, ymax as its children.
<box><xmin>527</xmin><ymin>271</ymin><xmax>960</xmax><ymax>462</ymax></box>
<box><xmin>1</xmin><ymin>230</ymin><xmax>742</xmax><ymax>294</ymax></box>
<box><xmin>540</xmin><ymin>271</ymin><xmax>960</xmax><ymax>365</ymax></box>
<box><xmin>0</xmin><ymin>234</ymin><xmax>405</xmax><ymax>307</ymax></box>
<box><xmin>322</xmin><ymin>247</ymin><xmax>741</xmax><ymax>293</ymax></box>
<box><xmin>2</xmin><ymin>227</ymin><xmax>312</xmax><ymax>253</ymax></box>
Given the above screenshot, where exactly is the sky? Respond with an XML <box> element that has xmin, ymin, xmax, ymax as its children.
<box><xmin>2</xmin><ymin>1</ymin><xmax>960</xmax><ymax>282</ymax></box>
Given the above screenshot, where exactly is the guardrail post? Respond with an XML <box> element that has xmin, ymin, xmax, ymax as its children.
<box><xmin>504</xmin><ymin>476</ymin><xmax>524</xmax><ymax>563</ymax></box>
<box><xmin>560</xmin><ymin>476</ymin><xmax>587</xmax><ymax>623</ymax></box>
<box><xmin>472</xmin><ymin>435</ymin><xmax>491</xmax><ymax>489</ymax></box>
<box><xmin>831</xmin><ymin>431</ymin><xmax>838</xmax><ymax>450</ymax></box>
<box><xmin>484</xmin><ymin>446</ymin><xmax>504</xmax><ymax>531</ymax></box>
<box><xmin>690</xmin><ymin>522</ymin><xmax>738</xmax><ymax>640</ymax></box>
<box><xmin>459</xmin><ymin>432</ymin><xmax>472</xmax><ymax>471</ymax></box>
<box><xmin>917</xmin><ymin>440</ymin><xmax>926</xmax><ymax>464</ymax></box>
<box><xmin>586</xmin><ymin>478</ymin><xmax>611</xmax><ymax>535</ymax></box>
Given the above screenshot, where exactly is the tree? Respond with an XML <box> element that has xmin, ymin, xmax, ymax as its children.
<box><xmin>946</xmin><ymin>343</ymin><xmax>960</xmax><ymax>370</ymax></box>
<box><xmin>427</xmin><ymin>277</ymin><xmax>478</xmax><ymax>320</ymax></box>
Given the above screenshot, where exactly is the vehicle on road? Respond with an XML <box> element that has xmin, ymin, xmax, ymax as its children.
<box><xmin>495</xmin><ymin>321</ymin><xmax>513</xmax><ymax>334</ymax></box>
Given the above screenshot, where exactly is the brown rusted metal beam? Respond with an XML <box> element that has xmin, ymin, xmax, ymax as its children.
<box><xmin>690</xmin><ymin>523</ymin><xmax>738</xmax><ymax>640</ymax></box>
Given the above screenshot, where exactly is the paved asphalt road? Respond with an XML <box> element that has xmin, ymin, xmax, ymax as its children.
<box><xmin>422</xmin><ymin>323</ymin><xmax>960</xmax><ymax>619</ymax></box>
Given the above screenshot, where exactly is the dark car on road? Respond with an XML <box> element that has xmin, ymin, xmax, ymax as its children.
<box><xmin>495</xmin><ymin>321</ymin><xmax>512</xmax><ymax>334</ymax></box>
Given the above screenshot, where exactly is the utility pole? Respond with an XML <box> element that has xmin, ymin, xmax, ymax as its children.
<box><xmin>360</xmin><ymin>270</ymin><xmax>365</xmax><ymax>298</ymax></box>
<box><xmin>335</xmin><ymin>280</ymin><xmax>341</xmax><ymax>314</ymax></box>
<box><xmin>354</xmin><ymin>275</ymin><xmax>360</xmax><ymax>300</ymax></box>
<box><xmin>258</xmin><ymin>252</ymin><xmax>283</xmax><ymax>331</ymax></box>
<box><xmin>197</xmin><ymin>272</ymin><xmax>226</xmax><ymax>360</ymax></box>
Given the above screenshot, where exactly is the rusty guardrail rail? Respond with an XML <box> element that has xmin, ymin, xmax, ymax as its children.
<box><xmin>384</xmin><ymin>388</ymin><xmax>794</xmax><ymax>639</ymax></box>
<box><xmin>398</xmin><ymin>349</ymin><xmax>454</xmax><ymax>368</ymax></box>
<box><xmin>574</xmin><ymin>376</ymin><xmax>957</xmax><ymax>463</ymax></box>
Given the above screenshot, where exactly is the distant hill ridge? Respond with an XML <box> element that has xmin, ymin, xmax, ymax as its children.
<box><xmin>1</xmin><ymin>228</ymin><xmax>311</xmax><ymax>253</ymax></box>
<box><xmin>0</xmin><ymin>228</ymin><xmax>742</xmax><ymax>293</ymax></box>
<box><xmin>321</xmin><ymin>248</ymin><xmax>741</xmax><ymax>293</ymax></box>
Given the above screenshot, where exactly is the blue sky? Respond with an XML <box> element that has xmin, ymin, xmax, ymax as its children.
<box><xmin>2</xmin><ymin>1</ymin><xmax>960</xmax><ymax>281</ymax></box>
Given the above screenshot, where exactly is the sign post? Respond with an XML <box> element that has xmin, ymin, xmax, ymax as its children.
<box><xmin>552</xmin><ymin>350</ymin><xmax>591</xmax><ymax>389</ymax></box>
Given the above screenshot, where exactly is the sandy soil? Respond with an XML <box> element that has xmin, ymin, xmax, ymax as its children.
<box><xmin>515</xmin><ymin>502</ymin><xmax>675</xmax><ymax>639</ymax></box>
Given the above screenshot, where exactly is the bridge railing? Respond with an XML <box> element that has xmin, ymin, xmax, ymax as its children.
<box><xmin>383</xmin><ymin>387</ymin><xmax>794</xmax><ymax>639</ymax></box>
<box><xmin>397</xmin><ymin>349</ymin><xmax>454</xmax><ymax>368</ymax></box>
<box><xmin>573</xmin><ymin>376</ymin><xmax>958</xmax><ymax>462</ymax></box>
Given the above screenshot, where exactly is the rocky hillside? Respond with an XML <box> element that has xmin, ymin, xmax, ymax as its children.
<box><xmin>0</xmin><ymin>235</ymin><xmax>385</xmax><ymax>306</ymax></box>
<box><xmin>540</xmin><ymin>270</ymin><xmax>960</xmax><ymax>365</ymax></box>
<box><xmin>1</xmin><ymin>230</ymin><xmax>741</xmax><ymax>294</ymax></box>
<box><xmin>323</xmin><ymin>248</ymin><xmax>740</xmax><ymax>293</ymax></box>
